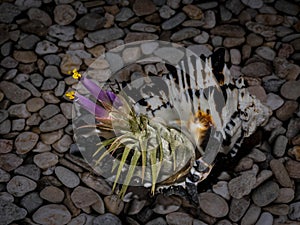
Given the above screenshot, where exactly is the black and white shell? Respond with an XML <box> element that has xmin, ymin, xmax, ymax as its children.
<box><xmin>123</xmin><ymin>48</ymin><xmax>271</xmax><ymax>203</ymax></box>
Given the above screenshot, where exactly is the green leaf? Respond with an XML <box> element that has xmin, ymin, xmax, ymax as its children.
<box><xmin>112</xmin><ymin>144</ymin><xmax>133</xmax><ymax>191</ymax></box>
<box><xmin>119</xmin><ymin>148</ymin><xmax>141</xmax><ymax>198</ymax></box>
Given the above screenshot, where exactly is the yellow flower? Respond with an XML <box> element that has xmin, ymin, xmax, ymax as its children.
<box><xmin>71</xmin><ymin>68</ymin><xmax>81</xmax><ymax>80</ymax></box>
<box><xmin>65</xmin><ymin>91</ymin><xmax>75</xmax><ymax>100</ymax></box>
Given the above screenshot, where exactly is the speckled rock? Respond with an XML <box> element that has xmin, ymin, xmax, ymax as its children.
<box><xmin>88</xmin><ymin>28</ymin><xmax>125</xmax><ymax>44</ymax></box>
<box><xmin>0</xmin><ymin>199</ymin><xmax>27</xmax><ymax>225</ymax></box>
<box><xmin>211</xmin><ymin>25</ymin><xmax>245</xmax><ymax>37</ymax></box>
<box><xmin>33</xmin><ymin>152</ymin><xmax>59</xmax><ymax>169</ymax></box>
<box><xmin>76</xmin><ymin>13</ymin><xmax>106</xmax><ymax>31</ymax></box>
<box><xmin>280</xmin><ymin>80</ymin><xmax>300</xmax><ymax>100</ymax></box>
<box><xmin>15</xmin><ymin>132</ymin><xmax>39</xmax><ymax>154</ymax></box>
<box><xmin>39</xmin><ymin>114</ymin><xmax>68</xmax><ymax>132</ymax></box>
<box><xmin>7</xmin><ymin>175</ymin><xmax>37</xmax><ymax>197</ymax></box>
<box><xmin>0</xmin><ymin>153</ymin><xmax>23</xmax><ymax>172</ymax></box>
<box><xmin>228</xmin><ymin>174</ymin><xmax>256</xmax><ymax>199</ymax></box>
<box><xmin>133</xmin><ymin>0</ymin><xmax>156</xmax><ymax>16</ymax></box>
<box><xmin>0</xmin><ymin>81</ymin><xmax>31</xmax><ymax>103</ymax></box>
<box><xmin>93</xmin><ymin>213</ymin><xmax>122</xmax><ymax>225</ymax></box>
<box><xmin>40</xmin><ymin>186</ymin><xmax>65</xmax><ymax>203</ymax></box>
<box><xmin>55</xmin><ymin>166</ymin><xmax>80</xmax><ymax>188</ymax></box>
<box><xmin>32</xmin><ymin>204</ymin><xmax>71</xmax><ymax>225</ymax></box>
<box><xmin>165</xmin><ymin>212</ymin><xmax>194</xmax><ymax>225</ymax></box>
<box><xmin>252</xmin><ymin>181</ymin><xmax>279</xmax><ymax>207</ymax></box>
<box><xmin>198</xmin><ymin>193</ymin><xmax>229</xmax><ymax>218</ymax></box>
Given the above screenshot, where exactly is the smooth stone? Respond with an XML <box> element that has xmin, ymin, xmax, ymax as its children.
<box><xmin>33</xmin><ymin>152</ymin><xmax>58</xmax><ymax>169</ymax></box>
<box><xmin>7</xmin><ymin>175</ymin><xmax>37</xmax><ymax>197</ymax></box>
<box><xmin>41</xmin><ymin>78</ymin><xmax>58</xmax><ymax>91</ymax></box>
<box><xmin>255</xmin><ymin>14</ymin><xmax>283</xmax><ymax>26</ymax></box>
<box><xmin>220</xmin><ymin>5</ymin><xmax>232</xmax><ymax>21</ymax></box>
<box><xmin>246</xmin><ymin>21</ymin><xmax>275</xmax><ymax>38</ymax></box>
<box><xmin>275</xmin><ymin>188</ymin><xmax>295</xmax><ymax>203</ymax></box>
<box><xmin>182</xmin><ymin>4</ymin><xmax>203</xmax><ymax>19</ymax></box>
<box><xmin>0</xmin><ymin>3</ymin><xmax>21</xmax><ymax>23</ymax></box>
<box><xmin>104</xmin><ymin>195</ymin><xmax>124</xmax><ymax>215</ymax></box>
<box><xmin>241</xmin><ymin>0</ymin><xmax>263</xmax><ymax>8</ymax></box>
<box><xmin>0</xmin><ymin>56</ymin><xmax>18</xmax><ymax>68</ymax></box>
<box><xmin>48</xmin><ymin>25</ymin><xmax>75</xmax><ymax>41</ymax></box>
<box><xmin>88</xmin><ymin>28</ymin><xmax>124</xmax><ymax>44</ymax></box>
<box><xmin>286</xmin><ymin>159</ymin><xmax>300</xmax><ymax>179</ymax></box>
<box><xmin>228</xmin><ymin>174</ymin><xmax>256</xmax><ymax>199</ymax></box>
<box><xmin>230</xmin><ymin>49</ymin><xmax>241</xmax><ymax>65</ymax></box>
<box><xmin>0</xmin><ymin>110</ymin><xmax>8</xmax><ymax>124</ymax></box>
<box><xmin>122</xmin><ymin>47</ymin><xmax>141</xmax><ymax>64</ymax></box>
<box><xmin>20</xmin><ymin>192</ymin><xmax>42</xmax><ymax>215</ymax></box>
<box><xmin>11</xmin><ymin>118</ymin><xmax>24</xmax><ymax>131</ymax></box>
<box><xmin>211</xmin><ymin>25</ymin><xmax>245</xmax><ymax>37</ymax></box>
<box><xmin>161</xmin><ymin>12</ymin><xmax>186</xmax><ymax>30</ymax></box>
<box><xmin>8</xmin><ymin>104</ymin><xmax>31</xmax><ymax>118</ymax></box>
<box><xmin>0</xmin><ymin>81</ymin><xmax>30</xmax><ymax>103</ymax></box>
<box><xmin>20</xmin><ymin>20</ymin><xmax>48</xmax><ymax>36</ymax></box>
<box><xmin>288</xmin><ymin>202</ymin><xmax>300</xmax><ymax>220</ymax></box>
<box><xmin>265</xmin><ymin>93</ymin><xmax>284</xmax><ymax>110</ymax></box>
<box><xmin>93</xmin><ymin>213</ymin><xmax>122</xmax><ymax>225</ymax></box>
<box><xmin>153</xmin><ymin>195</ymin><xmax>181</xmax><ymax>214</ymax></box>
<box><xmin>247</xmin><ymin>148</ymin><xmax>266</xmax><ymax>163</ymax></box>
<box><xmin>287</xmin><ymin>118</ymin><xmax>300</xmax><ymax>139</ymax></box>
<box><xmin>225</xmin><ymin>0</ymin><xmax>245</xmax><ymax>15</ymax></box>
<box><xmin>26</xmin><ymin>97</ymin><xmax>45</xmax><ymax>112</ymax></box>
<box><xmin>44</xmin><ymin>55</ymin><xmax>61</xmax><ymax>66</ymax></box>
<box><xmin>229</xmin><ymin>197</ymin><xmax>250</xmax><ymax>222</ymax></box>
<box><xmin>274</xmin><ymin>0</ymin><xmax>300</xmax><ymax>16</ymax></box>
<box><xmin>32</xmin><ymin>204</ymin><xmax>71</xmax><ymax>225</ymax></box>
<box><xmin>0</xmin><ymin>153</ymin><xmax>23</xmax><ymax>172</ymax></box>
<box><xmin>27</xmin><ymin>8</ymin><xmax>52</xmax><ymax>26</ymax></box>
<box><xmin>255</xmin><ymin>212</ymin><xmax>273</xmax><ymax>225</ymax></box>
<box><xmin>241</xmin><ymin>62</ymin><xmax>271</xmax><ymax>77</ymax></box>
<box><xmin>13</xmin><ymin>50</ymin><xmax>37</xmax><ymax>63</ymax></box>
<box><xmin>116</xmin><ymin>7</ymin><xmax>134</xmax><ymax>22</ymax></box>
<box><xmin>39</xmin><ymin>104</ymin><xmax>60</xmax><ymax>120</ymax></box>
<box><xmin>41</xmin><ymin>130</ymin><xmax>64</xmax><ymax>145</ymax></box>
<box><xmin>264</xmin><ymin>204</ymin><xmax>289</xmax><ymax>216</ymax></box>
<box><xmin>80</xmin><ymin>172</ymin><xmax>112</xmax><ymax>195</ymax></box>
<box><xmin>76</xmin><ymin>13</ymin><xmax>105</xmax><ymax>31</ymax></box>
<box><xmin>194</xmin><ymin>31</ymin><xmax>209</xmax><ymax>44</ymax></box>
<box><xmin>159</xmin><ymin>5</ymin><xmax>175</xmax><ymax>19</ymax></box>
<box><xmin>15</xmin><ymin>132</ymin><xmax>39</xmax><ymax>154</ymax></box>
<box><xmin>15</xmin><ymin>164</ymin><xmax>40</xmax><ymax>181</ymax></box>
<box><xmin>166</xmin><ymin>212</ymin><xmax>194</xmax><ymax>225</ymax></box>
<box><xmin>130</xmin><ymin>23</ymin><xmax>159</xmax><ymax>33</ymax></box>
<box><xmin>18</xmin><ymin>34</ymin><xmax>40</xmax><ymax>50</ymax></box>
<box><xmin>55</xmin><ymin>166</ymin><xmax>80</xmax><ymax>188</ymax></box>
<box><xmin>71</xmin><ymin>186</ymin><xmax>99</xmax><ymax>208</ymax></box>
<box><xmin>252</xmin><ymin>181</ymin><xmax>279</xmax><ymax>207</ymax></box>
<box><xmin>133</xmin><ymin>0</ymin><xmax>156</xmax><ymax>16</ymax></box>
<box><xmin>0</xmin><ymin>168</ymin><xmax>10</xmax><ymax>182</ymax></box>
<box><xmin>212</xmin><ymin>181</ymin><xmax>230</xmax><ymax>200</ymax></box>
<box><xmin>60</xmin><ymin>54</ymin><xmax>82</xmax><ymax>75</ymax></box>
<box><xmin>154</xmin><ymin>47</ymin><xmax>184</xmax><ymax>64</ymax></box>
<box><xmin>280</xmin><ymin>80</ymin><xmax>300</xmax><ymax>100</ymax></box>
<box><xmin>54</xmin><ymin>4</ymin><xmax>76</xmax><ymax>25</ymax></box>
<box><xmin>146</xmin><ymin>217</ymin><xmax>167</xmax><ymax>225</ymax></box>
<box><xmin>246</xmin><ymin>33</ymin><xmax>263</xmax><ymax>47</ymax></box>
<box><xmin>223</xmin><ymin>37</ymin><xmax>245</xmax><ymax>48</ymax></box>
<box><xmin>30</xmin><ymin>73</ymin><xmax>43</xmax><ymax>87</ymax></box>
<box><xmin>262</xmin><ymin>75</ymin><xmax>285</xmax><ymax>93</ymax></box>
<box><xmin>35</xmin><ymin>40</ymin><xmax>58</xmax><ymax>55</ymax></box>
<box><xmin>55</xmin><ymin>81</ymin><xmax>66</xmax><ymax>97</ymax></box>
<box><xmin>241</xmin><ymin>204</ymin><xmax>261</xmax><ymax>225</ymax></box>
<box><xmin>40</xmin><ymin>186</ymin><xmax>65</xmax><ymax>203</ymax></box>
<box><xmin>15</xmin><ymin>0</ymin><xmax>41</xmax><ymax>10</ymax></box>
<box><xmin>170</xmin><ymin>28</ymin><xmax>200</xmax><ymax>42</ymax></box>
<box><xmin>255</xmin><ymin>46</ymin><xmax>276</xmax><ymax>61</ymax></box>
<box><xmin>0</xmin><ymin>199</ymin><xmax>27</xmax><ymax>225</ymax></box>
<box><xmin>39</xmin><ymin>114</ymin><xmax>68</xmax><ymax>132</ymax></box>
<box><xmin>198</xmin><ymin>192</ymin><xmax>229</xmax><ymax>218</ymax></box>
<box><xmin>273</xmin><ymin>135</ymin><xmax>288</xmax><ymax>158</ymax></box>
<box><xmin>0</xmin><ymin>139</ymin><xmax>13</xmax><ymax>153</ymax></box>
<box><xmin>0</xmin><ymin>120</ymin><xmax>11</xmax><ymax>135</ymax></box>
<box><xmin>127</xmin><ymin>199</ymin><xmax>146</xmax><ymax>215</ymax></box>
<box><xmin>53</xmin><ymin>134</ymin><xmax>72</xmax><ymax>153</ymax></box>
<box><xmin>124</xmin><ymin>32</ymin><xmax>159</xmax><ymax>43</ymax></box>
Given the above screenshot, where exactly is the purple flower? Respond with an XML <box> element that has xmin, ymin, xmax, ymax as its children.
<box><xmin>81</xmin><ymin>77</ymin><xmax>122</xmax><ymax>108</ymax></box>
<box><xmin>75</xmin><ymin>93</ymin><xmax>108</xmax><ymax>118</ymax></box>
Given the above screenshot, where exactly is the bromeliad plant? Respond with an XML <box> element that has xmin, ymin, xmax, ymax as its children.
<box><xmin>66</xmin><ymin>69</ymin><xmax>195</xmax><ymax>198</ymax></box>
